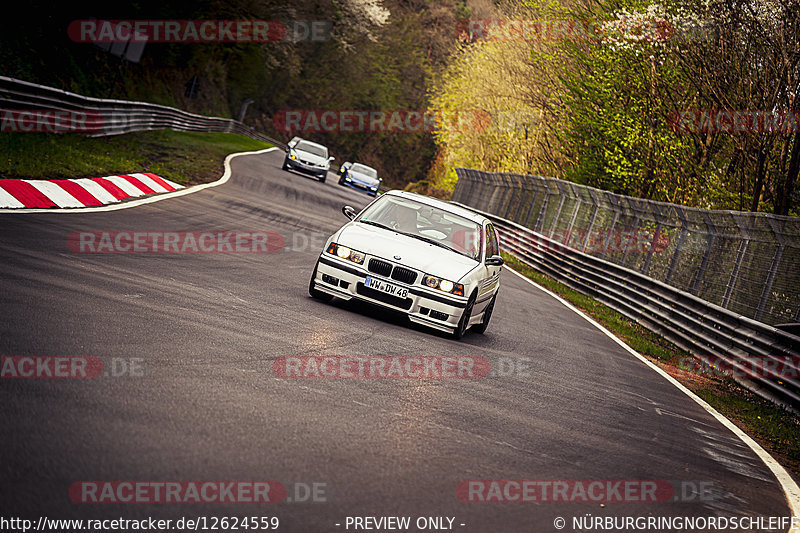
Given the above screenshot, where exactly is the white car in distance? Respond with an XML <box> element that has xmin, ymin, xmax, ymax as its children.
<box><xmin>283</xmin><ymin>137</ymin><xmax>334</xmax><ymax>182</ymax></box>
<box><xmin>309</xmin><ymin>190</ymin><xmax>503</xmax><ymax>339</ymax></box>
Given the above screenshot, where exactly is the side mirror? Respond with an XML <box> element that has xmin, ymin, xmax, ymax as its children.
<box><xmin>328</xmin><ymin>156</ymin><xmax>335</xmax><ymax>162</ymax></box>
<box><xmin>342</xmin><ymin>205</ymin><xmax>357</xmax><ymax>220</ymax></box>
<box><xmin>485</xmin><ymin>255</ymin><xmax>504</xmax><ymax>266</ymax></box>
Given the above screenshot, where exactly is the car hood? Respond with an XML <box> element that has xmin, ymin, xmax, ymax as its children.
<box><xmin>293</xmin><ymin>149</ymin><xmax>328</xmax><ymax>166</ymax></box>
<box><xmin>347</xmin><ymin>170</ymin><xmax>380</xmax><ymax>187</ymax></box>
<box><xmin>336</xmin><ymin>223</ymin><xmax>478</xmax><ymax>282</ymax></box>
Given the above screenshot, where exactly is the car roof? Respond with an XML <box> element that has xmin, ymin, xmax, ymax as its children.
<box><xmin>382</xmin><ymin>190</ymin><xmax>488</xmax><ymax>225</ymax></box>
<box><xmin>295</xmin><ymin>139</ymin><xmax>328</xmax><ymax>150</ymax></box>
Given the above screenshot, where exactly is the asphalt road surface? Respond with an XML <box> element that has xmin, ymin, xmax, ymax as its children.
<box><xmin>0</xmin><ymin>148</ymin><xmax>794</xmax><ymax>532</ymax></box>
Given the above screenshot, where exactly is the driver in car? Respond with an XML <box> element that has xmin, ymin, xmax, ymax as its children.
<box><xmin>393</xmin><ymin>206</ymin><xmax>419</xmax><ymax>233</ymax></box>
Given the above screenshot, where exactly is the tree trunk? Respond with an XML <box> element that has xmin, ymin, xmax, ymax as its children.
<box><xmin>750</xmin><ymin>144</ymin><xmax>767</xmax><ymax>212</ymax></box>
<box><xmin>777</xmin><ymin>131</ymin><xmax>800</xmax><ymax>215</ymax></box>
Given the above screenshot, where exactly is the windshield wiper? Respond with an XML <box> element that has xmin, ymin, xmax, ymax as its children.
<box><xmin>409</xmin><ymin>234</ymin><xmax>459</xmax><ymax>253</ymax></box>
<box><xmin>359</xmin><ymin>220</ymin><xmax>395</xmax><ymax>232</ymax></box>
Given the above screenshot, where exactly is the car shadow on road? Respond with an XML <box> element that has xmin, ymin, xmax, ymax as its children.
<box><xmin>308</xmin><ymin>294</ymin><xmax>479</xmax><ymax>343</ymax></box>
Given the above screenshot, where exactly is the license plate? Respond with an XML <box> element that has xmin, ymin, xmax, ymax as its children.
<box><xmin>365</xmin><ymin>276</ymin><xmax>409</xmax><ymax>298</ymax></box>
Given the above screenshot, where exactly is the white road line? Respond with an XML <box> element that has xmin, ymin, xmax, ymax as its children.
<box><xmin>1</xmin><ymin>147</ymin><xmax>277</xmax><ymax>214</ymax></box>
<box><xmin>69</xmin><ymin>179</ymin><xmax>120</xmax><ymax>204</ymax></box>
<box><xmin>504</xmin><ymin>264</ymin><xmax>800</xmax><ymax>531</ymax></box>
<box><xmin>24</xmin><ymin>180</ymin><xmax>84</xmax><ymax>208</ymax></box>
<box><xmin>104</xmin><ymin>175</ymin><xmax>148</xmax><ymax>197</ymax></box>
<box><xmin>0</xmin><ymin>186</ymin><xmax>26</xmax><ymax>208</ymax></box>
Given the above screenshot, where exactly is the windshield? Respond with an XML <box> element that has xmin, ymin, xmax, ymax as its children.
<box><xmin>295</xmin><ymin>142</ymin><xmax>327</xmax><ymax>158</ymax></box>
<box><xmin>351</xmin><ymin>164</ymin><xmax>377</xmax><ymax>178</ymax></box>
<box><xmin>357</xmin><ymin>195</ymin><xmax>482</xmax><ymax>261</ymax></box>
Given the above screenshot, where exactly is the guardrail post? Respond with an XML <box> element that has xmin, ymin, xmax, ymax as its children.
<box><xmin>504</xmin><ymin>175</ymin><xmax>521</xmax><ymax>220</ymax></box>
<box><xmin>534</xmin><ymin>181</ymin><xmax>552</xmax><ymax>231</ymax></box>
<box><xmin>721</xmin><ymin>214</ymin><xmax>750</xmax><ymax>309</ymax></box>
<box><xmin>620</xmin><ymin>213</ymin><xmax>640</xmax><ymax>267</ymax></box>
<box><xmin>512</xmin><ymin>176</ymin><xmax>530</xmax><ymax>222</ymax></box>
<box><xmin>665</xmin><ymin>209</ymin><xmax>688</xmax><ymax>285</ymax></box>
<box><xmin>755</xmin><ymin>218</ymin><xmax>786</xmax><ymax>322</ymax></box>
<box><xmin>690</xmin><ymin>212</ymin><xmax>716</xmax><ymax>296</ymax></box>
<box><xmin>581</xmin><ymin>191</ymin><xmax>600</xmax><ymax>252</ymax></box>
<box><xmin>549</xmin><ymin>189</ymin><xmax>567</xmax><ymax>236</ymax></box>
<box><xmin>524</xmin><ymin>177</ymin><xmax>544</xmax><ymax>228</ymax></box>
<box><xmin>600</xmin><ymin>210</ymin><xmax>619</xmax><ymax>259</ymax></box>
<box><xmin>641</xmin><ymin>221</ymin><xmax>662</xmax><ymax>276</ymax></box>
<box><xmin>565</xmin><ymin>195</ymin><xmax>582</xmax><ymax>242</ymax></box>
<box><xmin>640</xmin><ymin>202</ymin><xmax>664</xmax><ymax>276</ymax></box>
<box><xmin>521</xmin><ymin>182</ymin><xmax>538</xmax><ymax>227</ymax></box>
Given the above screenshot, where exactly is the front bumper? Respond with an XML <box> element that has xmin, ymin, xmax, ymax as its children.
<box><xmin>340</xmin><ymin>178</ymin><xmax>378</xmax><ymax>196</ymax></box>
<box><xmin>286</xmin><ymin>158</ymin><xmax>327</xmax><ymax>176</ymax></box>
<box><xmin>311</xmin><ymin>254</ymin><xmax>467</xmax><ymax>333</ymax></box>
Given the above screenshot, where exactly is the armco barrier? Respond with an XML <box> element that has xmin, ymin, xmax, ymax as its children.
<box><xmin>454</xmin><ymin>201</ymin><xmax>800</xmax><ymax>409</ymax></box>
<box><xmin>452</xmin><ymin>168</ymin><xmax>800</xmax><ymax>327</ymax></box>
<box><xmin>0</xmin><ymin>76</ymin><xmax>286</xmax><ymax>148</ymax></box>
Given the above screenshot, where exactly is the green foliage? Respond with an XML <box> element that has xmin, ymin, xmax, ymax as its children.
<box><xmin>427</xmin><ymin>0</ymin><xmax>800</xmax><ymax>214</ymax></box>
<box><xmin>0</xmin><ymin>131</ymin><xmax>271</xmax><ymax>185</ymax></box>
<box><xmin>2</xmin><ymin>0</ymin><xmax>467</xmax><ymax>189</ymax></box>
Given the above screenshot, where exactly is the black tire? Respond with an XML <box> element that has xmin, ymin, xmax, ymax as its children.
<box><xmin>452</xmin><ymin>292</ymin><xmax>477</xmax><ymax>340</ymax></box>
<box><xmin>472</xmin><ymin>293</ymin><xmax>496</xmax><ymax>334</ymax></box>
<box><xmin>309</xmin><ymin>262</ymin><xmax>333</xmax><ymax>302</ymax></box>
<box><xmin>338</xmin><ymin>175</ymin><xmax>345</xmax><ymax>185</ymax></box>
<box><xmin>282</xmin><ymin>158</ymin><xmax>289</xmax><ymax>171</ymax></box>
<box><xmin>319</xmin><ymin>174</ymin><xmax>326</xmax><ymax>183</ymax></box>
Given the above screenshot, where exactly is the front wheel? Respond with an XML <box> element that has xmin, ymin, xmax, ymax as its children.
<box><xmin>452</xmin><ymin>292</ymin><xmax>476</xmax><ymax>340</ymax></box>
<box><xmin>472</xmin><ymin>293</ymin><xmax>496</xmax><ymax>334</ymax></box>
<box><xmin>319</xmin><ymin>174</ymin><xmax>326</xmax><ymax>183</ymax></box>
<box><xmin>282</xmin><ymin>158</ymin><xmax>290</xmax><ymax>171</ymax></box>
<box><xmin>309</xmin><ymin>262</ymin><xmax>333</xmax><ymax>302</ymax></box>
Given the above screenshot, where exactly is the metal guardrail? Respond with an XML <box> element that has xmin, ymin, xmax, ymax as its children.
<box><xmin>453</xmin><ymin>168</ymin><xmax>800</xmax><ymax>327</ymax></box>
<box><xmin>454</xmin><ymin>200</ymin><xmax>800</xmax><ymax>408</ymax></box>
<box><xmin>0</xmin><ymin>76</ymin><xmax>286</xmax><ymax>149</ymax></box>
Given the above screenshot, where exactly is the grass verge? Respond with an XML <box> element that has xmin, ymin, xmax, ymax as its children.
<box><xmin>0</xmin><ymin>130</ymin><xmax>272</xmax><ymax>185</ymax></box>
<box><xmin>502</xmin><ymin>251</ymin><xmax>800</xmax><ymax>478</ymax></box>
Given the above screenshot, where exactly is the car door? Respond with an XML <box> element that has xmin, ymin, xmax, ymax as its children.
<box><xmin>475</xmin><ymin>222</ymin><xmax>501</xmax><ymax>313</ymax></box>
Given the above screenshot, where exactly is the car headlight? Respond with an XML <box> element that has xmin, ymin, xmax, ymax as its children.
<box><xmin>326</xmin><ymin>243</ymin><xmax>365</xmax><ymax>264</ymax></box>
<box><xmin>422</xmin><ymin>275</ymin><xmax>464</xmax><ymax>296</ymax></box>
<box><xmin>345</xmin><ymin>176</ymin><xmax>352</xmax><ymax>182</ymax></box>
<box><xmin>289</xmin><ymin>151</ymin><xmax>297</xmax><ymax>160</ymax></box>
<box><xmin>370</xmin><ymin>186</ymin><xmax>378</xmax><ymax>190</ymax></box>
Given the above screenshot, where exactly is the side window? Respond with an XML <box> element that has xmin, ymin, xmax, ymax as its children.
<box><xmin>485</xmin><ymin>224</ymin><xmax>499</xmax><ymax>259</ymax></box>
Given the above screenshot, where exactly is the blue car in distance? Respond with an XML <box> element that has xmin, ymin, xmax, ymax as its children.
<box><xmin>338</xmin><ymin>162</ymin><xmax>381</xmax><ymax>196</ymax></box>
